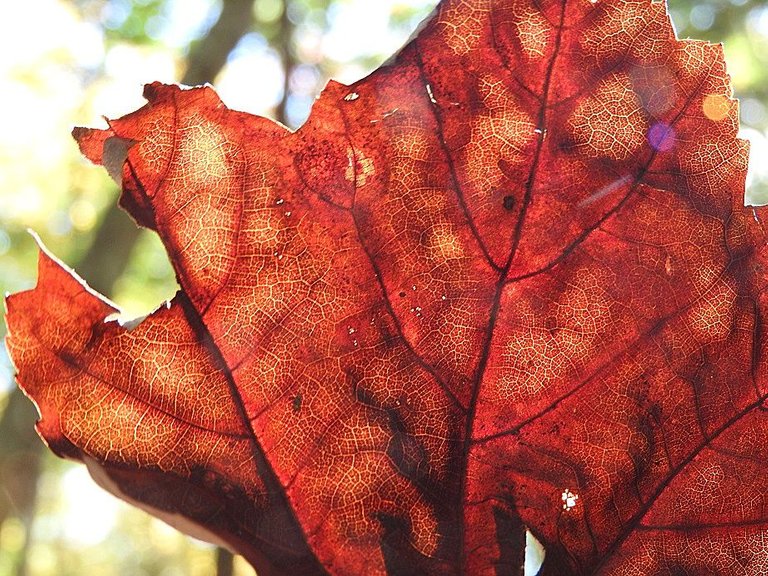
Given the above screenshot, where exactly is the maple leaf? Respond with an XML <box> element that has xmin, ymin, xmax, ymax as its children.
<box><xmin>5</xmin><ymin>0</ymin><xmax>768</xmax><ymax>574</ymax></box>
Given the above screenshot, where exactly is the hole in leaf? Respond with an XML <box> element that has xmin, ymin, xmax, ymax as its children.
<box><xmin>110</xmin><ymin>230</ymin><xmax>178</xmax><ymax>324</ymax></box>
<box><xmin>524</xmin><ymin>529</ymin><xmax>545</xmax><ymax>576</ymax></box>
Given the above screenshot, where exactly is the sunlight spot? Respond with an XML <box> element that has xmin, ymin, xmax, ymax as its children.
<box><xmin>216</xmin><ymin>46</ymin><xmax>284</xmax><ymax>116</ymax></box>
<box><xmin>344</xmin><ymin>92</ymin><xmax>360</xmax><ymax>101</ymax></box>
<box><xmin>68</xmin><ymin>199</ymin><xmax>97</xmax><ymax>231</ymax></box>
<box><xmin>702</xmin><ymin>93</ymin><xmax>731</xmax><ymax>122</ymax></box>
<box><xmin>648</xmin><ymin>122</ymin><xmax>676</xmax><ymax>152</ymax></box>
<box><xmin>60</xmin><ymin>466</ymin><xmax>120</xmax><ymax>546</ymax></box>
<box><xmin>561</xmin><ymin>489</ymin><xmax>579</xmax><ymax>511</ymax></box>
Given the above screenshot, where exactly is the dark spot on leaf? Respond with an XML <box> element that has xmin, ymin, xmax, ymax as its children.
<box><xmin>354</xmin><ymin>383</ymin><xmax>376</xmax><ymax>407</ymax></box>
<box><xmin>491</xmin><ymin>506</ymin><xmax>525</xmax><ymax>576</ymax></box>
<box><xmin>502</xmin><ymin>195</ymin><xmax>515</xmax><ymax>211</ymax></box>
<box><xmin>386</xmin><ymin>408</ymin><xmax>428</xmax><ymax>483</ymax></box>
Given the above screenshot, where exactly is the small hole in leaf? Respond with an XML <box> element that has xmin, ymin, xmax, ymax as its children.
<box><xmin>561</xmin><ymin>488</ymin><xmax>579</xmax><ymax>511</ymax></box>
<box><xmin>503</xmin><ymin>195</ymin><xmax>515</xmax><ymax>211</ymax></box>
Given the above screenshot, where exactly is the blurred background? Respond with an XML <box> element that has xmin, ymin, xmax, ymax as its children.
<box><xmin>0</xmin><ymin>1</ymin><xmax>766</xmax><ymax>575</ymax></box>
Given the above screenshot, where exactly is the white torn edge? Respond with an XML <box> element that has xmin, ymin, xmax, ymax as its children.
<box><xmin>426</xmin><ymin>83</ymin><xmax>437</xmax><ymax>104</ymax></box>
<box><xmin>29</xmin><ymin>229</ymin><xmax>169</xmax><ymax>332</ymax></box>
<box><xmin>115</xmin><ymin>313</ymin><xmax>150</xmax><ymax>331</ymax></box>
<box><xmin>28</xmin><ymin>229</ymin><xmax>121</xmax><ymax>313</ymax></box>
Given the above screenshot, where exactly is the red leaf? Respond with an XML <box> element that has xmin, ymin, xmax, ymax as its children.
<box><xmin>6</xmin><ymin>1</ymin><xmax>767</xmax><ymax>574</ymax></box>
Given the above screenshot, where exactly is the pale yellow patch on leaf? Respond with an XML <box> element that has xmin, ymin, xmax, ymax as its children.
<box><xmin>687</xmin><ymin>280</ymin><xmax>735</xmax><ymax>343</ymax></box>
<box><xmin>497</xmin><ymin>268</ymin><xmax>612</xmax><ymax>400</ymax></box>
<box><xmin>345</xmin><ymin>147</ymin><xmax>376</xmax><ymax>188</ymax></box>
<box><xmin>177</xmin><ymin>114</ymin><xmax>230</xmax><ymax>184</ymax></box>
<box><xmin>427</xmin><ymin>224</ymin><xmax>464</xmax><ymax>261</ymax></box>
<box><xmin>516</xmin><ymin>7</ymin><xmax>550</xmax><ymax>59</ymax></box>
<box><xmin>569</xmin><ymin>73</ymin><xmax>647</xmax><ymax>161</ymax></box>
<box><xmin>439</xmin><ymin>0</ymin><xmax>485</xmax><ymax>56</ymax></box>
<box><xmin>583</xmin><ymin>0</ymin><xmax>666</xmax><ymax>60</ymax></box>
<box><xmin>465</xmin><ymin>74</ymin><xmax>535</xmax><ymax>193</ymax></box>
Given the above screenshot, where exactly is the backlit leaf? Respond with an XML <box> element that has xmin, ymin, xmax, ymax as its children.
<box><xmin>7</xmin><ymin>1</ymin><xmax>768</xmax><ymax>574</ymax></box>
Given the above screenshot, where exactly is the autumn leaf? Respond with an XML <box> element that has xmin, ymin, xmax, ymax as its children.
<box><xmin>6</xmin><ymin>0</ymin><xmax>767</xmax><ymax>574</ymax></box>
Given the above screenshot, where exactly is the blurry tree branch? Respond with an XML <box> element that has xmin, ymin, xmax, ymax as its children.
<box><xmin>184</xmin><ymin>0</ymin><xmax>258</xmax><ymax>87</ymax></box>
<box><xmin>216</xmin><ymin>543</ymin><xmax>236</xmax><ymax>576</ymax></box>
<box><xmin>276</xmin><ymin>0</ymin><xmax>297</xmax><ymax>127</ymax></box>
